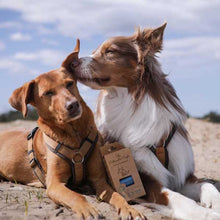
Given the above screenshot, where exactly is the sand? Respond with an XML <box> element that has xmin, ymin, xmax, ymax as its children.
<box><xmin>0</xmin><ymin>118</ymin><xmax>219</xmax><ymax>220</ymax></box>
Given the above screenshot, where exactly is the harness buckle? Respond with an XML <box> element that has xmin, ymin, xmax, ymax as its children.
<box><xmin>72</xmin><ymin>151</ymin><xmax>84</xmax><ymax>164</ymax></box>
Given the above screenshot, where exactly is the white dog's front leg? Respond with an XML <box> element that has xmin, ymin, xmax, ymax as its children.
<box><xmin>162</xmin><ymin>188</ymin><xmax>220</xmax><ymax>220</ymax></box>
<box><xmin>200</xmin><ymin>183</ymin><xmax>220</xmax><ymax>213</ymax></box>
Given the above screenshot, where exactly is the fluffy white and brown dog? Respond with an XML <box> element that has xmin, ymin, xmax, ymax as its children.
<box><xmin>72</xmin><ymin>23</ymin><xmax>220</xmax><ymax>220</ymax></box>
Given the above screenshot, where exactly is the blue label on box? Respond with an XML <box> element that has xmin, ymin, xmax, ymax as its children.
<box><xmin>119</xmin><ymin>175</ymin><xmax>134</xmax><ymax>187</ymax></box>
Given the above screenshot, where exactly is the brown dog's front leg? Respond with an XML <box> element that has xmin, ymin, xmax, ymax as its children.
<box><xmin>94</xmin><ymin>179</ymin><xmax>147</xmax><ymax>220</ymax></box>
<box><xmin>46</xmin><ymin>180</ymin><xmax>100</xmax><ymax>219</ymax></box>
<box><xmin>46</xmin><ymin>150</ymin><xmax>101</xmax><ymax>219</ymax></box>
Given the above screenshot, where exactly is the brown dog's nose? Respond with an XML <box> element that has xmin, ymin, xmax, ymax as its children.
<box><xmin>66</xmin><ymin>101</ymin><xmax>80</xmax><ymax>115</ymax></box>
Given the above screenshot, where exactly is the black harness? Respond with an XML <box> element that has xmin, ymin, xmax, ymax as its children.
<box><xmin>27</xmin><ymin>127</ymin><xmax>98</xmax><ymax>188</ymax></box>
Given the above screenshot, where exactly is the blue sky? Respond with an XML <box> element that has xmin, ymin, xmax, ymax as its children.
<box><xmin>0</xmin><ymin>0</ymin><xmax>219</xmax><ymax>117</ymax></box>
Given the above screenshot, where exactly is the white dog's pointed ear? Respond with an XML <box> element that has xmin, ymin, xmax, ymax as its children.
<box><xmin>62</xmin><ymin>38</ymin><xmax>80</xmax><ymax>71</ymax></box>
<box><xmin>147</xmin><ymin>22</ymin><xmax>167</xmax><ymax>50</ymax></box>
<box><xmin>134</xmin><ymin>22</ymin><xmax>167</xmax><ymax>64</ymax></box>
<box><xmin>9</xmin><ymin>80</ymin><xmax>35</xmax><ymax>117</ymax></box>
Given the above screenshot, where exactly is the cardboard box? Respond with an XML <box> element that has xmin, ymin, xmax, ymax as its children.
<box><xmin>100</xmin><ymin>142</ymin><xmax>146</xmax><ymax>201</ymax></box>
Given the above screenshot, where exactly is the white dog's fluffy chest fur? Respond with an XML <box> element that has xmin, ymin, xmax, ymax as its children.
<box><xmin>96</xmin><ymin>87</ymin><xmax>194</xmax><ymax>190</ymax></box>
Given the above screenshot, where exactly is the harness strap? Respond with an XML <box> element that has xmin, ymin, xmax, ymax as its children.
<box><xmin>27</xmin><ymin>127</ymin><xmax>46</xmax><ymax>187</ymax></box>
<box><xmin>43</xmin><ymin>134</ymin><xmax>72</xmax><ymax>165</ymax></box>
<box><xmin>72</xmin><ymin>130</ymin><xmax>98</xmax><ymax>184</ymax></box>
<box><xmin>164</xmin><ymin>124</ymin><xmax>176</xmax><ymax>148</ymax></box>
<box><xmin>43</xmin><ymin>129</ymin><xmax>98</xmax><ymax>185</ymax></box>
<box><xmin>148</xmin><ymin>124</ymin><xmax>176</xmax><ymax>169</ymax></box>
<box><xmin>27</xmin><ymin>127</ymin><xmax>98</xmax><ymax>187</ymax></box>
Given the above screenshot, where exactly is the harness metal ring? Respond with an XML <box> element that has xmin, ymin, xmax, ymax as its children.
<box><xmin>72</xmin><ymin>151</ymin><xmax>84</xmax><ymax>164</ymax></box>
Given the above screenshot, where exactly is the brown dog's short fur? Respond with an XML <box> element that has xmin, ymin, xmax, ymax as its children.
<box><xmin>0</xmin><ymin>41</ymin><xmax>146</xmax><ymax>220</ymax></box>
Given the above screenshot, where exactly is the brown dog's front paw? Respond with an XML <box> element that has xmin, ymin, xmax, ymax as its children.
<box><xmin>117</xmin><ymin>205</ymin><xmax>147</xmax><ymax>220</ymax></box>
<box><xmin>73</xmin><ymin>202</ymin><xmax>104</xmax><ymax>220</ymax></box>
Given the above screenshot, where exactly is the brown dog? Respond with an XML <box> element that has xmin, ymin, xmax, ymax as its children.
<box><xmin>0</xmin><ymin>40</ymin><xmax>146</xmax><ymax>220</ymax></box>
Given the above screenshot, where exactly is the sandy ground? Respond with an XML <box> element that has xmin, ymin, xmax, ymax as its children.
<box><xmin>0</xmin><ymin>118</ymin><xmax>220</xmax><ymax>220</ymax></box>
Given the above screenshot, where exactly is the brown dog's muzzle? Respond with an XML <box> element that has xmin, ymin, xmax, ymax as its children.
<box><xmin>66</xmin><ymin>100</ymin><xmax>81</xmax><ymax>118</ymax></box>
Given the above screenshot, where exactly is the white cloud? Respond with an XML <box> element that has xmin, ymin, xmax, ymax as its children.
<box><xmin>0</xmin><ymin>59</ymin><xmax>25</xmax><ymax>72</ymax></box>
<box><xmin>14</xmin><ymin>49</ymin><xmax>66</xmax><ymax>66</ymax></box>
<box><xmin>157</xmin><ymin>37</ymin><xmax>220</xmax><ymax>81</ymax></box>
<box><xmin>0</xmin><ymin>21</ymin><xmax>22</xmax><ymax>29</ymax></box>
<box><xmin>0</xmin><ymin>0</ymin><xmax>219</xmax><ymax>38</ymax></box>
<box><xmin>0</xmin><ymin>58</ymin><xmax>39</xmax><ymax>75</ymax></box>
<box><xmin>161</xmin><ymin>37</ymin><xmax>220</xmax><ymax>66</ymax></box>
<box><xmin>14</xmin><ymin>52</ymin><xmax>37</xmax><ymax>61</ymax></box>
<box><xmin>41</xmin><ymin>38</ymin><xmax>59</xmax><ymax>46</ymax></box>
<box><xmin>10</xmin><ymin>32</ymin><xmax>31</xmax><ymax>41</ymax></box>
<box><xmin>37</xmin><ymin>25</ymin><xmax>55</xmax><ymax>35</ymax></box>
<box><xmin>0</xmin><ymin>41</ymin><xmax>5</xmax><ymax>50</ymax></box>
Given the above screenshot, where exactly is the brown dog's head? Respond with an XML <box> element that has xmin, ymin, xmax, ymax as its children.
<box><xmin>72</xmin><ymin>23</ymin><xmax>166</xmax><ymax>90</ymax></box>
<box><xmin>9</xmin><ymin>39</ymin><xmax>83</xmax><ymax>124</ymax></box>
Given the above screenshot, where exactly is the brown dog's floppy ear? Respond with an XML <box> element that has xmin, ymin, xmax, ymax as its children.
<box><xmin>62</xmin><ymin>38</ymin><xmax>80</xmax><ymax>72</ymax></box>
<box><xmin>9</xmin><ymin>80</ymin><xmax>35</xmax><ymax>117</ymax></box>
<box><xmin>73</xmin><ymin>38</ymin><xmax>80</xmax><ymax>53</ymax></box>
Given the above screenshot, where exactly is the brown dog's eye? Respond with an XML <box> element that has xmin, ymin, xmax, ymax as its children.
<box><xmin>66</xmin><ymin>81</ymin><xmax>74</xmax><ymax>88</ymax></box>
<box><xmin>44</xmin><ymin>90</ymin><xmax>54</xmax><ymax>97</ymax></box>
